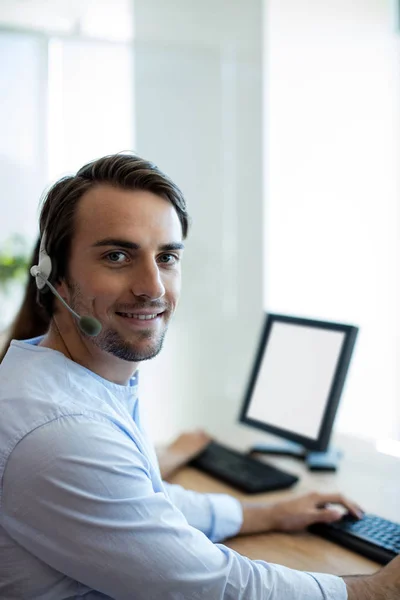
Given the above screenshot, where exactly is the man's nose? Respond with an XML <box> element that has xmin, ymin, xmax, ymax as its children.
<box><xmin>131</xmin><ymin>260</ymin><xmax>165</xmax><ymax>300</ymax></box>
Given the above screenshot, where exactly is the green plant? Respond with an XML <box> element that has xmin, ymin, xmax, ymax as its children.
<box><xmin>0</xmin><ymin>234</ymin><xmax>30</xmax><ymax>291</ymax></box>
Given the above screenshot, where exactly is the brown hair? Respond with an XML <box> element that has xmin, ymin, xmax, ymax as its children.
<box><xmin>0</xmin><ymin>239</ymin><xmax>50</xmax><ymax>362</ymax></box>
<box><xmin>38</xmin><ymin>153</ymin><xmax>189</xmax><ymax>316</ymax></box>
<box><xmin>0</xmin><ymin>153</ymin><xmax>189</xmax><ymax>361</ymax></box>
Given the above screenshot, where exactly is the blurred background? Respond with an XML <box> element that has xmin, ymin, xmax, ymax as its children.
<box><xmin>0</xmin><ymin>0</ymin><xmax>399</xmax><ymax>449</ymax></box>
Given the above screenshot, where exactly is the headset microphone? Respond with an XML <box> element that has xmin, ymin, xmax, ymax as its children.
<box><xmin>30</xmin><ymin>235</ymin><xmax>102</xmax><ymax>337</ymax></box>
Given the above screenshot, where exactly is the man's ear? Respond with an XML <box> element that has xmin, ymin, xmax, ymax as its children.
<box><xmin>55</xmin><ymin>279</ymin><xmax>69</xmax><ymax>302</ymax></box>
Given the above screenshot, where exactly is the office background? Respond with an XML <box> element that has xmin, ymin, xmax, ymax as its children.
<box><xmin>0</xmin><ymin>0</ymin><xmax>399</xmax><ymax>447</ymax></box>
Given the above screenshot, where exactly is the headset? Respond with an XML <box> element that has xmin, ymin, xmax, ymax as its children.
<box><xmin>30</xmin><ymin>234</ymin><xmax>102</xmax><ymax>337</ymax></box>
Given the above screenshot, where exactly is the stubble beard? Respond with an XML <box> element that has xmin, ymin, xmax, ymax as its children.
<box><xmin>98</xmin><ymin>327</ymin><xmax>167</xmax><ymax>362</ymax></box>
<box><xmin>67</xmin><ymin>281</ymin><xmax>169</xmax><ymax>362</ymax></box>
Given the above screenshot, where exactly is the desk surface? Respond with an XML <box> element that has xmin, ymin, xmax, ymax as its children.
<box><xmin>168</xmin><ymin>430</ymin><xmax>400</xmax><ymax>576</ymax></box>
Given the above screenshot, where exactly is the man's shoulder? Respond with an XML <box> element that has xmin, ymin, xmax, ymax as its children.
<box><xmin>0</xmin><ymin>342</ymin><xmax>97</xmax><ymax>470</ymax></box>
<box><xmin>0</xmin><ymin>341</ymin><xmax>144</xmax><ymax>480</ymax></box>
<box><xmin>0</xmin><ymin>340</ymin><xmax>72</xmax><ymax>405</ymax></box>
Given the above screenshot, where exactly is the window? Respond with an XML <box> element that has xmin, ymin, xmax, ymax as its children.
<box><xmin>264</xmin><ymin>0</ymin><xmax>400</xmax><ymax>441</ymax></box>
<box><xmin>0</xmin><ymin>27</ymin><xmax>133</xmax><ymax>329</ymax></box>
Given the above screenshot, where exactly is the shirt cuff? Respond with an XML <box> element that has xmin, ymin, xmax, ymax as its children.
<box><xmin>308</xmin><ymin>572</ymin><xmax>348</xmax><ymax>600</ymax></box>
<box><xmin>206</xmin><ymin>493</ymin><xmax>243</xmax><ymax>542</ymax></box>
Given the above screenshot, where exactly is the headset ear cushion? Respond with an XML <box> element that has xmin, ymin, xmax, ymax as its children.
<box><xmin>34</xmin><ymin>253</ymin><xmax>52</xmax><ymax>290</ymax></box>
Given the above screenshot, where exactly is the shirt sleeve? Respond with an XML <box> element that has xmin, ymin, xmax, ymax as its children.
<box><xmin>163</xmin><ymin>481</ymin><xmax>243</xmax><ymax>542</ymax></box>
<box><xmin>1</xmin><ymin>415</ymin><xmax>348</xmax><ymax>600</ymax></box>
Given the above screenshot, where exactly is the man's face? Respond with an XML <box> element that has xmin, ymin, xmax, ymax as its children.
<box><xmin>59</xmin><ymin>185</ymin><xmax>184</xmax><ymax>362</ymax></box>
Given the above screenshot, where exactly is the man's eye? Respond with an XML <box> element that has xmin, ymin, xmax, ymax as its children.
<box><xmin>105</xmin><ymin>251</ymin><xmax>128</xmax><ymax>263</ymax></box>
<box><xmin>159</xmin><ymin>254</ymin><xmax>177</xmax><ymax>265</ymax></box>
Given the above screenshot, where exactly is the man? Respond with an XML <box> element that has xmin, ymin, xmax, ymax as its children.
<box><xmin>0</xmin><ymin>153</ymin><xmax>398</xmax><ymax>599</ymax></box>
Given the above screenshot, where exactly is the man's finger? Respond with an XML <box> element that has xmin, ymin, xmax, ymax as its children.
<box><xmin>311</xmin><ymin>507</ymin><xmax>344</xmax><ymax>524</ymax></box>
<box><xmin>314</xmin><ymin>493</ymin><xmax>364</xmax><ymax>519</ymax></box>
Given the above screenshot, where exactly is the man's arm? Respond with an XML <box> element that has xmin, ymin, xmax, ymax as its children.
<box><xmin>158</xmin><ymin>432</ymin><xmax>364</xmax><ymax>539</ymax></box>
<box><xmin>2</xmin><ymin>415</ymin><xmax>347</xmax><ymax>600</ymax></box>
<box><xmin>344</xmin><ymin>556</ymin><xmax>400</xmax><ymax>600</ymax></box>
<box><xmin>163</xmin><ymin>463</ymin><xmax>400</xmax><ymax>600</ymax></box>
<box><xmin>239</xmin><ymin>491</ymin><xmax>364</xmax><ymax>535</ymax></box>
<box><xmin>344</xmin><ymin>575</ymin><xmax>375</xmax><ymax>599</ymax></box>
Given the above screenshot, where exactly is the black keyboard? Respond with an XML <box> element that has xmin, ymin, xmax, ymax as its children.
<box><xmin>189</xmin><ymin>441</ymin><xmax>299</xmax><ymax>494</ymax></box>
<box><xmin>309</xmin><ymin>513</ymin><xmax>400</xmax><ymax>564</ymax></box>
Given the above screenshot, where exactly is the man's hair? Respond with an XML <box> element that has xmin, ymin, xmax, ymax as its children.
<box><xmin>0</xmin><ymin>239</ymin><xmax>50</xmax><ymax>363</ymax></box>
<box><xmin>38</xmin><ymin>153</ymin><xmax>189</xmax><ymax>316</ymax></box>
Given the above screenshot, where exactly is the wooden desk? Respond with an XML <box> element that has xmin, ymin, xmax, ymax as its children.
<box><xmin>168</xmin><ymin>432</ymin><xmax>400</xmax><ymax>576</ymax></box>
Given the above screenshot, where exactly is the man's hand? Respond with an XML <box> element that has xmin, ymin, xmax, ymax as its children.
<box><xmin>239</xmin><ymin>492</ymin><xmax>363</xmax><ymax>536</ymax></box>
<box><xmin>266</xmin><ymin>491</ymin><xmax>364</xmax><ymax>532</ymax></box>
<box><xmin>157</xmin><ymin>430</ymin><xmax>212</xmax><ymax>479</ymax></box>
<box><xmin>344</xmin><ymin>555</ymin><xmax>400</xmax><ymax>599</ymax></box>
<box><xmin>166</xmin><ymin>430</ymin><xmax>212</xmax><ymax>459</ymax></box>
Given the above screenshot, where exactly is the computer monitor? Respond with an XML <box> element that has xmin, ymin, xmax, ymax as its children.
<box><xmin>239</xmin><ymin>313</ymin><xmax>358</xmax><ymax>452</ymax></box>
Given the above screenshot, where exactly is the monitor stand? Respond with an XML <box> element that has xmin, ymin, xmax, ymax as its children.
<box><xmin>250</xmin><ymin>440</ymin><xmax>342</xmax><ymax>472</ymax></box>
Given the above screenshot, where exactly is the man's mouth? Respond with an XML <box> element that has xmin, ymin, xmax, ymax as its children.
<box><xmin>116</xmin><ymin>311</ymin><xmax>163</xmax><ymax>321</ymax></box>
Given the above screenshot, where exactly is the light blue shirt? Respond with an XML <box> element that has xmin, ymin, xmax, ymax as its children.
<box><xmin>0</xmin><ymin>338</ymin><xmax>347</xmax><ymax>600</ymax></box>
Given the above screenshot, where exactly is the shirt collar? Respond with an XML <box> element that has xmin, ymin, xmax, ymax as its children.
<box><xmin>19</xmin><ymin>336</ymin><xmax>139</xmax><ymax>393</ymax></box>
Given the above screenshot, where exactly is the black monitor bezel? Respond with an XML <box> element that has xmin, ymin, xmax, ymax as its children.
<box><xmin>239</xmin><ymin>313</ymin><xmax>358</xmax><ymax>452</ymax></box>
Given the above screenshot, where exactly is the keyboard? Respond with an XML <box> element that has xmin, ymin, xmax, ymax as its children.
<box><xmin>309</xmin><ymin>513</ymin><xmax>400</xmax><ymax>564</ymax></box>
<box><xmin>189</xmin><ymin>441</ymin><xmax>299</xmax><ymax>494</ymax></box>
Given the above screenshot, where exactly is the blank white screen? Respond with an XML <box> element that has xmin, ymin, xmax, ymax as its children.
<box><xmin>246</xmin><ymin>321</ymin><xmax>345</xmax><ymax>439</ymax></box>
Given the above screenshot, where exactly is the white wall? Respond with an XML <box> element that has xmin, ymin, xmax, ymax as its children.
<box><xmin>265</xmin><ymin>0</ymin><xmax>400</xmax><ymax>439</ymax></box>
<box><xmin>47</xmin><ymin>37</ymin><xmax>133</xmax><ymax>179</ymax></box>
<box><xmin>133</xmin><ymin>0</ymin><xmax>264</xmax><ymax>444</ymax></box>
